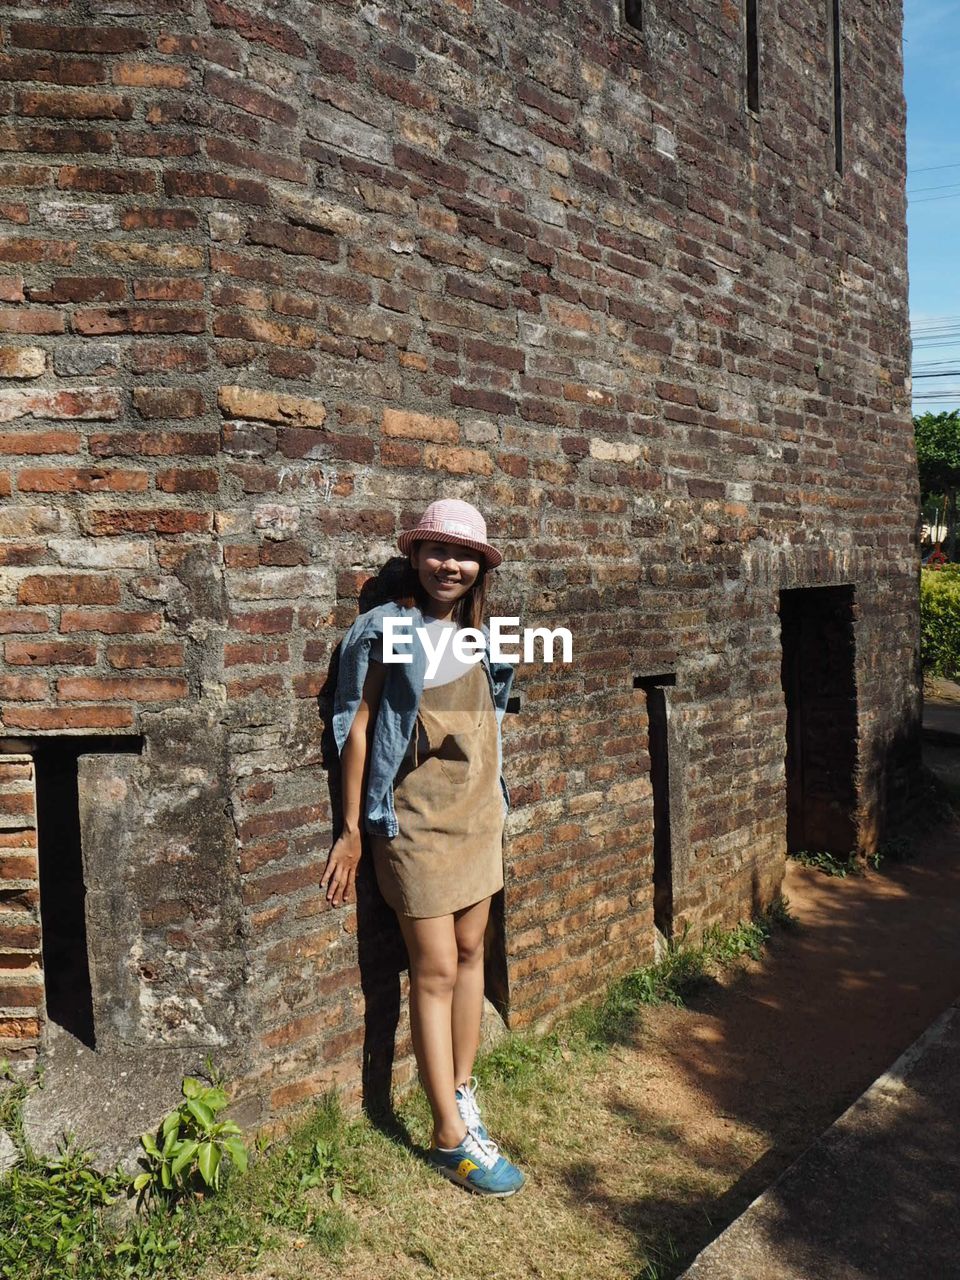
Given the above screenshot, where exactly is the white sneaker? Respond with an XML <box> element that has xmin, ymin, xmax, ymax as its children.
<box><xmin>455</xmin><ymin>1076</ymin><xmax>490</xmax><ymax>1142</ymax></box>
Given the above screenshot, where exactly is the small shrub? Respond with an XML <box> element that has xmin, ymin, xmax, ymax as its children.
<box><xmin>920</xmin><ymin>566</ymin><xmax>960</xmax><ymax>677</ymax></box>
<box><xmin>134</xmin><ymin>1074</ymin><xmax>248</xmax><ymax>1206</ymax></box>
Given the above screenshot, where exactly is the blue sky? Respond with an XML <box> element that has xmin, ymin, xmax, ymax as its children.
<box><xmin>904</xmin><ymin>0</ymin><xmax>960</xmax><ymax>413</ymax></box>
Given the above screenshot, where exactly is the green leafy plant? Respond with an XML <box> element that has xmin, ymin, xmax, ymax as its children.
<box><xmin>134</xmin><ymin>1075</ymin><xmax>248</xmax><ymax>1204</ymax></box>
<box><xmin>790</xmin><ymin>848</ymin><xmax>863</xmax><ymax>878</ymax></box>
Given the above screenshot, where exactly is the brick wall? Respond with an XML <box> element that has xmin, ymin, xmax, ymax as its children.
<box><xmin>0</xmin><ymin>0</ymin><xmax>918</xmax><ymax>1127</ymax></box>
<box><xmin>0</xmin><ymin>755</ymin><xmax>42</xmax><ymax>1057</ymax></box>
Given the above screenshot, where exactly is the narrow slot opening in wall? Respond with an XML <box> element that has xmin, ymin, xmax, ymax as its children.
<box><xmin>778</xmin><ymin>587</ymin><xmax>858</xmax><ymax>855</ymax></box>
<box><xmin>635</xmin><ymin>673</ymin><xmax>676</xmax><ymax>941</ymax></box>
<box><xmin>623</xmin><ymin>0</ymin><xmax>642</xmax><ymax>34</ymax></box>
<box><xmin>27</xmin><ymin>736</ymin><xmax>143</xmax><ymax>1050</ymax></box>
<box><xmin>829</xmin><ymin>0</ymin><xmax>844</xmax><ymax>174</ymax></box>
<box><xmin>745</xmin><ymin>0</ymin><xmax>760</xmax><ymax>112</ymax></box>
<box><xmin>34</xmin><ymin>747</ymin><xmax>93</xmax><ymax>1047</ymax></box>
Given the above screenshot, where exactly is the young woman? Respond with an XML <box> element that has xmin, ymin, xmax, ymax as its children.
<box><xmin>323</xmin><ymin>498</ymin><xmax>525</xmax><ymax>1197</ymax></box>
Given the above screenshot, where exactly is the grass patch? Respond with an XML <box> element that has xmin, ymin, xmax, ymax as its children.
<box><xmin>0</xmin><ymin>899</ymin><xmax>796</xmax><ymax>1280</ymax></box>
<box><xmin>566</xmin><ymin>897</ymin><xmax>797</xmax><ymax>1052</ymax></box>
<box><xmin>0</xmin><ymin>1085</ymin><xmax>358</xmax><ymax>1280</ymax></box>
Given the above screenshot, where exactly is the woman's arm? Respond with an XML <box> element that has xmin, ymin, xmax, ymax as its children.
<box><xmin>321</xmin><ymin>657</ymin><xmax>387</xmax><ymax>907</ymax></box>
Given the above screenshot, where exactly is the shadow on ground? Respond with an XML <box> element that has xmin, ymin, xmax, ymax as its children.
<box><xmin>550</xmin><ymin>745</ymin><xmax>960</xmax><ymax>1277</ymax></box>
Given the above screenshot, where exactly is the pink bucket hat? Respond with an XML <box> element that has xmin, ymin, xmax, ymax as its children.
<box><xmin>397</xmin><ymin>498</ymin><xmax>503</xmax><ymax>569</ymax></box>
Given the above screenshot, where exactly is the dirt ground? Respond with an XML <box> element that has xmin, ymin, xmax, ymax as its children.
<box><xmin>632</xmin><ymin>830</ymin><xmax>960</xmax><ymax>1249</ymax></box>
<box><xmin>224</xmin><ymin>751</ymin><xmax>960</xmax><ymax>1280</ymax></box>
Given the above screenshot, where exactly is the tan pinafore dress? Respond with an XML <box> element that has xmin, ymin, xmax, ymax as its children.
<box><xmin>369</xmin><ymin>660</ymin><xmax>505</xmax><ymax>919</ymax></box>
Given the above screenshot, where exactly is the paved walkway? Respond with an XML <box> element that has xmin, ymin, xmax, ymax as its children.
<box><xmin>923</xmin><ymin>677</ymin><xmax>960</xmax><ymax>742</ymax></box>
<box><xmin>680</xmin><ymin>999</ymin><xmax>960</xmax><ymax>1280</ymax></box>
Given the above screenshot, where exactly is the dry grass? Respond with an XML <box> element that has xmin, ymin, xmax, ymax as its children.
<box><xmin>206</xmin><ymin>915</ymin><xmax>791</xmax><ymax>1280</ymax></box>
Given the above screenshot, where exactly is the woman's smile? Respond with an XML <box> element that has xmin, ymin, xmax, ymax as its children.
<box><xmin>411</xmin><ymin>539</ymin><xmax>482</xmax><ymax>617</ymax></box>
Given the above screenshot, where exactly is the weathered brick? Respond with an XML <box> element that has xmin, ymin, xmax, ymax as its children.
<box><xmin>57</xmin><ymin>165</ymin><xmax>156</xmax><ymax>195</ymax></box>
<box><xmin>5</xmin><ymin>641</ymin><xmax>96</xmax><ymax>666</ymax></box>
<box><xmin>0</xmin><ymin>675</ymin><xmax>47</xmax><ymax>701</ymax></box>
<box><xmin>105</xmin><ymin>643</ymin><xmax>183</xmax><ymax>669</ymax></box>
<box><xmin>0</xmin><ymin>611</ymin><xmax>49</xmax><ymax>634</ymax></box>
<box><xmin>16</xmin><ymin>90</ymin><xmax>133</xmax><ymax>120</ymax></box>
<box><xmin>59</xmin><ymin>676</ymin><xmax>188</xmax><ymax>701</ymax></box>
<box><xmin>2</xmin><ymin>705</ymin><xmax>134</xmax><ymax>730</ymax></box>
<box><xmin>163</xmin><ymin>169</ymin><xmax>270</xmax><ymax>205</ymax></box>
<box><xmin>0</xmin><ymin>388</ymin><xmax>121</xmax><ymax>422</ymax></box>
<box><xmin>218</xmin><ymin>385</ymin><xmax>326</xmax><ymax>427</ymax></box>
<box><xmin>60</xmin><ymin>610</ymin><xmax>161</xmax><ymax>634</ymax></box>
<box><xmin>80</xmin><ymin>510</ymin><xmax>214</xmax><ymax>535</ymax></box>
<box><xmin>156</xmin><ymin>468</ymin><xmax>218</xmax><ymax>493</ymax></box>
<box><xmin>18</xmin><ymin>575</ymin><xmax>120</xmax><ymax>606</ymax></box>
<box><xmin>0</xmin><ymin>227</ymin><xmax>80</xmax><ymax>261</ymax></box>
<box><xmin>9</xmin><ymin>24</ymin><xmax>148</xmax><ymax>54</ymax></box>
<box><xmin>30</xmin><ymin>276</ymin><xmax>124</xmax><ymax>304</ymax></box>
<box><xmin>0</xmin><ymin>347</ymin><xmax>44</xmax><ymax>378</ymax></box>
<box><xmin>132</xmin><ymin>387</ymin><xmax>204</xmax><ymax>419</ymax></box>
<box><xmin>204</xmin><ymin>69</ymin><xmax>297</xmax><ymax>127</ymax></box>
<box><xmin>113</xmin><ymin>62</ymin><xmax>193</xmax><ymax>90</ymax></box>
<box><xmin>0</xmin><ymin>308</ymin><xmax>65</xmax><ymax>335</ymax></box>
<box><xmin>132</xmin><ymin>279</ymin><xmax>204</xmax><ymax>303</ymax></box>
<box><xmin>17</xmin><ymin>467</ymin><xmax>148</xmax><ymax>493</ymax></box>
<box><xmin>382</xmin><ymin>408</ymin><xmax>458</xmax><ymax>442</ymax></box>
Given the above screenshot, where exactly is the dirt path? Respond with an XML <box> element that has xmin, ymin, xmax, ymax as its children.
<box><xmin>221</xmin><ymin>789</ymin><xmax>960</xmax><ymax>1280</ymax></box>
<box><xmin>625</xmin><ymin>831</ymin><xmax>960</xmax><ymax>1266</ymax></box>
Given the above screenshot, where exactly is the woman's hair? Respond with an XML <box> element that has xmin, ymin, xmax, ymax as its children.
<box><xmin>394</xmin><ymin>543</ymin><xmax>489</xmax><ymax>631</ymax></box>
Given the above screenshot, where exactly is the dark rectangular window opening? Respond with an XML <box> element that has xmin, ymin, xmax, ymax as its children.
<box><xmin>829</xmin><ymin>0</ymin><xmax>844</xmax><ymax>174</ymax></box>
<box><xmin>745</xmin><ymin>0</ymin><xmax>760</xmax><ymax>112</ymax></box>
<box><xmin>779</xmin><ymin>587</ymin><xmax>858</xmax><ymax>856</ymax></box>
<box><xmin>623</xmin><ymin>0</ymin><xmax>643</xmax><ymax>33</ymax></box>
<box><xmin>30</xmin><ymin>736</ymin><xmax>143</xmax><ymax>1050</ymax></box>
<box><xmin>635</xmin><ymin>673</ymin><xmax>676</xmax><ymax>941</ymax></box>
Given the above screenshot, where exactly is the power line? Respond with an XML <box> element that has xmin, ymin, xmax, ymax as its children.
<box><xmin>911</xmin><ymin>316</ymin><xmax>960</xmax><ymax>332</ymax></box>
<box><xmin>907</xmin><ymin>182</ymin><xmax>960</xmax><ymax>194</ymax></box>
<box><xmin>909</xmin><ymin>191</ymin><xmax>960</xmax><ymax>204</ymax></box>
<box><xmin>909</xmin><ymin>161</ymin><xmax>960</xmax><ymax>175</ymax></box>
<box><xmin>911</xmin><ymin>329</ymin><xmax>960</xmax><ymax>343</ymax></box>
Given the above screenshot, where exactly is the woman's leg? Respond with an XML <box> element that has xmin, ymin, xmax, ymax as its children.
<box><xmin>451</xmin><ymin>896</ymin><xmax>492</xmax><ymax>1089</ymax></box>
<box><xmin>395</xmin><ymin>911</ymin><xmax>466</xmax><ymax>1149</ymax></box>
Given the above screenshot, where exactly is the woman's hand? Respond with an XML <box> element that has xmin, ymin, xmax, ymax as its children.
<box><xmin>325</xmin><ymin>648</ymin><xmax>384</xmax><ymax>908</ymax></box>
<box><xmin>321</xmin><ymin>827</ymin><xmax>362</xmax><ymax>907</ymax></box>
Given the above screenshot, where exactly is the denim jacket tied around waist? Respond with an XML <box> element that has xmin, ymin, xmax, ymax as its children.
<box><xmin>332</xmin><ymin>601</ymin><xmax>515</xmax><ymax>838</ymax></box>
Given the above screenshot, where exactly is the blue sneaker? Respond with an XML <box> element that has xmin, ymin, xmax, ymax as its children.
<box><xmin>428</xmin><ymin>1129</ymin><xmax>526</xmax><ymax>1197</ymax></box>
<box><xmin>455</xmin><ymin>1076</ymin><xmax>490</xmax><ymax>1142</ymax></box>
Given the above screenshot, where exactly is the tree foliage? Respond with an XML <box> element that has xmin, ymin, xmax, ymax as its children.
<box><xmin>915</xmin><ymin>410</ymin><xmax>960</xmax><ymax>501</ymax></box>
<box><xmin>915</xmin><ymin>411</ymin><xmax>960</xmax><ymax>558</ymax></box>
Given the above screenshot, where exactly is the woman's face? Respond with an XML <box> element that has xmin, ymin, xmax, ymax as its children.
<box><xmin>411</xmin><ymin>539</ymin><xmax>482</xmax><ymax>615</ymax></box>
